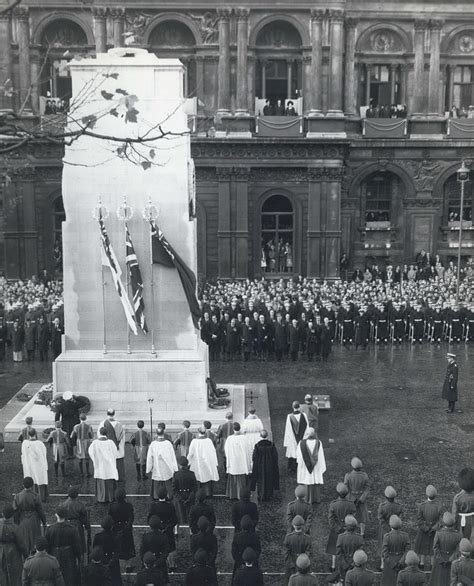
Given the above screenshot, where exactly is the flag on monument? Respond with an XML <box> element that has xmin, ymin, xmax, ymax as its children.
<box><xmin>150</xmin><ymin>220</ymin><xmax>200</xmax><ymax>329</ymax></box>
<box><xmin>98</xmin><ymin>215</ymin><xmax>138</xmax><ymax>335</ymax></box>
<box><xmin>125</xmin><ymin>224</ymin><xmax>148</xmax><ymax>334</ymax></box>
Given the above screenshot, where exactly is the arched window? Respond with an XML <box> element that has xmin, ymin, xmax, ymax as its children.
<box><xmin>261</xmin><ymin>194</ymin><xmax>294</xmax><ymax>274</ymax></box>
<box><xmin>362</xmin><ymin>172</ymin><xmax>400</xmax><ymax>225</ymax></box>
<box><xmin>444</xmin><ymin>174</ymin><xmax>473</xmax><ymax>225</ymax></box>
<box><xmin>53</xmin><ymin>196</ymin><xmax>65</xmax><ymax>273</ymax></box>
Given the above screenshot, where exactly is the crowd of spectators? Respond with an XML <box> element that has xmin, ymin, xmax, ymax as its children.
<box><xmin>365</xmin><ymin>104</ymin><xmax>408</xmax><ymax>119</ymax></box>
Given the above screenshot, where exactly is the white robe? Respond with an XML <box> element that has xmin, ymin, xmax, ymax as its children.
<box><xmin>188</xmin><ymin>436</ymin><xmax>219</xmax><ymax>483</ymax></box>
<box><xmin>283</xmin><ymin>412</ymin><xmax>309</xmax><ymax>459</ymax></box>
<box><xmin>98</xmin><ymin>419</ymin><xmax>125</xmax><ymax>458</ymax></box>
<box><xmin>296</xmin><ymin>439</ymin><xmax>326</xmax><ymax>485</ymax></box>
<box><xmin>224</xmin><ymin>433</ymin><xmax>251</xmax><ymax>475</ymax></box>
<box><xmin>146</xmin><ymin>439</ymin><xmax>178</xmax><ymax>482</ymax></box>
<box><xmin>21</xmin><ymin>440</ymin><xmax>48</xmax><ymax>486</ymax></box>
<box><xmin>88</xmin><ymin>438</ymin><xmax>118</xmax><ymax>480</ymax></box>
<box><xmin>242</xmin><ymin>415</ymin><xmax>264</xmax><ymax>465</ymax></box>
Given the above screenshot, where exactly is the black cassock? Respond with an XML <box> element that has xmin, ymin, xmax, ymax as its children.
<box><xmin>250</xmin><ymin>439</ymin><xmax>280</xmax><ymax>501</ymax></box>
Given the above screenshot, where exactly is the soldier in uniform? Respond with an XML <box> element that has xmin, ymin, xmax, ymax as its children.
<box><xmin>413</xmin><ymin>484</ymin><xmax>442</xmax><ymax>569</ymax></box>
<box><xmin>344</xmin><ymin>458</ymin><xmax>370</xmax><ymax>538</ymax></box>
<box><xmin>231</xmin><ymin>515</ymin><xmax>260</xmax><ymax>576</ymax></box>
<box><xmin>288</xmin><ymin>553</ymin><xmax>317</xmax><ymax>586</ymax></box>
<box><xmin>345</xmin><ymin>549</ymin><xmax>376</xmax><ymax>585</ymax></box>
<box><xmin>450</xmin><ymin>538</ymin><xmax>474</xmax><ymax>585</ymax></box>
<box><xmin>442</xmin><ymin>353</ymin><xmax>459</xmax><ymax>413</ymax></box>
<box><xmin>431</xmin><ymin>512</ymin><xmax>461</xmax><ymax>586</ymax></box>
<box><xmin>335</xmin><ymin>515</ymin><xmax>365</xmax><ymax>583</ymax></box>
<box><xmin>13</xmin><ymin>477</ymin><xmax>46</xmax><ymax>555</ymax></box>
<box><xmin>172</xmin><ymin>456</ymin><xmax>197</xmax><ymax>525</ymax></box>
<box><xmin>378</xmin><ymin>486</ymin><xmax>403</xmax><ymax>569</ymax></box>
<box><xmin>396</xmin><ymin>550</ymin><xmax>426</xmax><ymax>585</ymax></box>
<box><xmin>0</xmin><ymin>505</ymin><xmax>27</xmax><ymax>586</ymax></box>
<box><xmin>286</xmin><ymin>485</ymin><xmax>313</xmax><ymax>534</ymax></box>
<box><xmin>232</xmin><ymin>487</ymin><xmax>259</xmax><ymax>531</ymax></box>
<box><xmin>70</xmin><ymin>413</ymin><xmax>93</xmax><ymax>478</ymax></box>
<box><xmin>381</xmin><ymin>515</ymin><xmax>410</xmax><ymax>586</ymax></box>
<box><xmin>130</xmin><ymin>420</ymin><xmax>150</xmax><ymax>481</ymax></box>
<box><xmin>283</xmin><ymin>515</ymin><xmax>312</xmax><ymax>585</ymax></box>
<box><xmin>62</xmin><ymin>487</ymin><xmax>90</xmax><ymax>564</ymax></box>
<box><xmin>22</xmin><ymin>536</ymin><xmax>64</xmax><ymax>586</ymax></box>
<box><xmin>326</xmin><ymin>482</ymin><xmax>357</xmax><ymax>570</ymax></box>
<box><xmin>45</xmin><ymin>505</ymin><xmax>81</xmax><ymax>586</ymax></box>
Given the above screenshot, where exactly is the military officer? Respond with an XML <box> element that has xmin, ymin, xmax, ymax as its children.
<box><xmin>326</xmin><ymin>482</ymin><xmax>357</xmax><ymax>570</ymax></box>
<box><xmin>286</xmin><ymin>485</ymin><xmax>313</xmax><ymax>534</ymax></box>
<box><xmin>335</xmin><ymin>515</ymin><xmax>365</xmax><ymax>583</ymax></box>
<box><xmin>283</xmin><ymin>515</ymin><xmax>312</xmax><ymax>585</ymax></box>
<box><xmin>381</xmin><ymin>515</ymin><xmax>410</xmax><ymax>585</ymax></box>
<box><xmin>396</xmin><ymin>550</ymin><xmax>426</xmax><ymax>585</ymax></box>
<box><xmin>450</xmin><ymin>538</ymin><xmax>474</xmax><ymax>585</ymax></box>
<box><xmin>345</xmin><ymin>549</ymin><xmax>376</xmax><ymax>585</ymax></box>
<box><xmin>442</xmin><ymin>353</ymin><xmax>459</xmax><ymax>413</ymax></box>
<box><xmin>22</xmin><ymin>536</ymin><xmax>65</xmax><ymax>586</ymax></box>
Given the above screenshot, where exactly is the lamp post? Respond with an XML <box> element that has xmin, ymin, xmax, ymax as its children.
<box><xmin>456</xmin><ymin>161</ymin><xmax>469</xmax><ymax>305</ymax></box>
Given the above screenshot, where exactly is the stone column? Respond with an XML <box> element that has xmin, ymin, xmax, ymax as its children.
<box><xmin>413</xmin><ymin>19</ymin><xmax>427</xmax><ymax>115</ymax></box>
<box><xmin>261</xmin><ymin>60</ymin><xmax>267</xmax><ymax>99</ymax></box>
<box><xmin>217</xmin><ymin>167</ymin><xmax>232</xmax><ymax>277</ymax></box>
<box><xmin>324</xmin><ymin>167</ymin><xmax>343</xmax><ymax>278</ymax></box>
<box><xmin>328</xmin><ymin>9</ymin><xmax>345</xmax><ymax>115</ymax></box>
<box><xmin>446</xmin><ymin>63</ymin><xmax>454</xmax><ymax>109</ymax></box>
<box><xmin>15</xmin><ymin>7</ymin><xmax>31</xmax><ymax>111</ymax></box>
<box><xmin>400</xmin><ymin>64</ymin><xmax>409</xmax><ymax>105</ymax></box>
<box><xmin>247</xmin><ymin>54</ymin><xmax>255</xmax><ymax>112</ymax></box>
<box><xmin>217</xmin><ymin>8</ymin><xmax>231</xmax><ymax>114</ymax></box>
<box><xmin>365</xmin><ymin>64</ymin><xmax>372</xmax><ymax>105</ymax></box>
<box><xmin>235</xmin><ymin>8</ymin><xmax>249</xmax><ymax>115</ymax></box>
<box><xmin>30</xmin><ymin>48</ymin><xmax>41</xmax><ymax>115</ymax></box>
<box><xmin>92</xmin><ymin>8</ymin><xmax>108</xmax><ymax>53</ymax></box>
<box><xmin>111</xmin><ymin>8</ymin><xmax>125</xmax><ymax>48</ymax></box>
<box><xmin>195</xmin><ymin>55</ymin><xmax>204</xmax><ymax>104</ymax></box>
<box><xmin>233</xmin><ymin>168</ymin><xmax>250</xmax><ymax>277</ymax></box>
<box><xmin>389</xmin><ymin>64</ymin><xmax>397</xmax><ymax>104</ymax></box>
<box><xmin>302</xmin><ymin>54</ymin><xmax>312</xmax><ymax>114</ymax></box>
<box><xmin>307</xmin><ymin>168</ymin><xmax>323</xmax><ymax>277</ymax></box>
<box><xmin>287</xmin><ymin>60</ymin><xmax>293</xmax><ymax>99</ymax></box>
<box><xmin>308</xmin><ymin>9</ymin><xmax>324</xmax><ymax>115</ymax></box>
<box><xmin>0</xmin><ymin>13</ymin><xmax>13</xmax><ymax>109</ymax></box>
<box><xmin>428</xmin><ymin>19</ymin><xmax>443</xmax><ymax>115</ymax></box>
<box><xmin>344</xmin><ymin>18</ymin><xmax>358</xmax><ymax>116</ymax></box>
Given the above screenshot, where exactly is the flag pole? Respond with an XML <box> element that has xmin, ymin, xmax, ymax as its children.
<box><xmin>143</xmin><ymin>197</ymin><xmax>158</xmax><ymax>356</ymax></box>
<box><xmin>101</xmin><ymin>246</ymin><xmax>107</xmax><ymax>355</ymax></box>
<box><xmin>95</xmin><ymin>199</ymin><xmax>108</xmax><ymax>354</ymax></box>
<box><xmin>125</xmin><ymin>221</ymin><xmax>131</xmax><ymax>355</ymax></box>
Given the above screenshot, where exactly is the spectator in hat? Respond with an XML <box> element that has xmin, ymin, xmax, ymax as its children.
<box><xmin>22</xmin><ymin>536</ymin><xmax>64</xmax><ymax>586</ymax></box>
<box><xmin>335</xmin><ymin>515</ymin><xmax>364</xmax><ymax>583</ymax></box>
<box><xmin>139</xmin><ymin>515</ymin><xmax>169</xmax><ymax>582</ymax></box>
<box><xmin>288</xmin><ymin>553</ymin><xmax>317</xmax><ymax>585</ymax></box>
<box><xmin>172</xmin><ymin>456</ymin><xmax>197</xmax><ymax>525</ymax></box>
<box><xmin>396</xmin><ymin>550</ymin><xmax>425</xmax><ymax>585</ymax></box>
<box><xmin>0</xmin><ymin>504</ymin><xmax>27</xmax><ymax>586</ymax></box>
<box><xmin>442</xmin><ymin>353</ymin><xmax>458</xmax><ymax>413</ymax></box>
<box><xmin>287</xmin><ymin>485</ymin><xmax>313</xmax><ymax>534</ymax></box>
<box><xmin>344</xmin><ymin>457</ymin><xmax>370</xmax><ymax>538</ymax></box>
<box><xmin>190</xmin><ymin>516</ymin><xmax>218</xmax><ymax>569</ymax></box>
<box><xmin>45</xmin><ymin>504</ymin><xmax>81</xmax><ymax>585</ymax></box>
<box><xmin>285</xmin><ymin>101</ymin><xmax>297</xmax><ymax>117</ymax></box>
<box><xmin>232</xmin><ymin>515</ymin><xmax>261</xmax><ymax>576</ymax></box>
<box><xmin>134</xmin><ymin>551</ymin><xmax>166</xmax><ymax>586</ymax></box>
<box><xmin>378</xmin><ymin>486</ymin><xmax>403</xmax><ymax>569</ymax></box>
<box><xmin>413</xmin><ymin>484</ymin><xmax>442</xmax><ymax>569</ymax></box>
<box><xmin>234</xmin><ymin>547</ymin><xmax>264</xmax><ymax>585</ymax></box>
<box><xmin>13</xmin><ymin>476</ymin><xmax>46</xmax><ymax>555</ymax></box>
<box><xmin>381</xmin><ymin>515</ymin><xmax>410</xmax><ymax>584</ymax></box>
<box><xmin>431</xmin><ymin>512</ymin><xmax>461</xmax><ymax>585</ymax></box>
<box><xmin>345</xmin><ymin>549</ymin><xmax>376</xmax><ymax>585</ymax></box>
<box><xmin>189</xmin><ymin>489</ymin><xmax>216</xmax><ymax>535</ymax></box>
<box><xmin>81</xmin><ymin>546</ymin><xmax>113</xmax><ymax>585</ymax></box>
<box><xmin>283</xmin><ymin>515</ymin><xmax>312</xmax><ymax>584</ymax></box>
<box><xmin>147</xmin><ymin>486</ymin><xmax>178</xmax><ymax>571</ymax></box>
<box><xmin>184</xmin><ymin>548</ymin><xmax>218</xmax><ymax>586</ymax></box>
<box><xmin>450</xmin><ymin>538</ymin><xmax>474</xmax><ymax>585</ymax></box>
<box><xmin>326</xmin><ymin>482</ymin><xmax>357</xmax><ymax>570</ymax></box>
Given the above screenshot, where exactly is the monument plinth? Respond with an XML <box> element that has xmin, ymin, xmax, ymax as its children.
<box><xmin>50</xmin><ymin>48</ymin><xmax>228</xmax><ymax>427</ymax></box>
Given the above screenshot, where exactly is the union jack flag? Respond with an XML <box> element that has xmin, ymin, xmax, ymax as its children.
<box><xmin>125</xmin><ymin>224</ymin><xmax>148</xmax><ymax>334</ymax></box>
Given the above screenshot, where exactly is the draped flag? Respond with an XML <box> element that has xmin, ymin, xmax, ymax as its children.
<box><xmin>125</xmin><ymin>224</ymin><xmax>148</xmax><ymax>333</ymax></box>
<box><xmin>150</xmin><ymin>220</ymin><xmax>200</xmax><ymax>329</ymax></box>
<box><xmin>98</xmin><ymin>215</ymin><xmax>138</xmax><ymax>335</ymax></box>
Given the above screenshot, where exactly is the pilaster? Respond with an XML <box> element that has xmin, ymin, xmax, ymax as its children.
<box><xmin>412</xmin><ymin>19</ymin><xmax>428</xmax><ymax>115</ymax></box>
<box><xmin>217</xmin><ymin>167</ymin><xmax>232</xmax><ymax>277</ymax></box>
<box><xmin>308</xmin><ymin>9</ymin><xmax>325</xmax><ymax>116</ymax></box>
<box><xmin>428</xmin><ymin>19</ymin><xmax>443</xmax><ymax>116</ymax></box>
<box><xmin>14</xmin><ymin>6</ymin><xmax>31</xmax><ymax>111</ymax></box>
<box><xmin>111</xmin><ymin>8</ymin><xmax>126</xmax><ymax>48</ymax></box>
<box><xmin>344</xmin><ymin>18</ymin><xmax>358</xmax><ymax>117</ymax></box>
<box><xmin>92</xmin><ymin>7</ymin><xmax>108</xmax><ymax>53</ymax></box>
<box><xmin>328</xmin><ymin>9</ymin><xmax>345</xmax><ymax>116</ymax></box>
<box><xmin>235</xmin><ymin>8</ymin><xmax>250</xmax><ymax>116</ymax></box>
<box><xmin>0</xmin><ymin>12</ymin><xmax>13</xmax><ymax>109</ymax></box>
<box><xmin>216</xmin><ymin>8</ymin><xmax>231</xmax><ymax>114</ymax></box>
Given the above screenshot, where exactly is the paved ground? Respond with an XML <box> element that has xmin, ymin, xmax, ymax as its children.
<box><xmin>0</xmin><ymin>342</ymin><xmax>472</xmax><ymax>584</ymax></box>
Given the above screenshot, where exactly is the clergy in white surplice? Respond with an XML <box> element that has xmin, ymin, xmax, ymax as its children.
<box><xmin>283</xmin><ymin>401</ymin><xmax>309</xmax><ymax>472</ymax></box>
<box><xmin>188</xmin><ymin>426</ymin><xmax>219</xmax><ymax>497</ymax></box>
<box><xmin>241</xmin><ymin>408</ymin><xmax>264</xmax><ymax>469</ymax></box>
<box><xmin>88</xmin><ymin>427</ymin><xmax>118</xmax><ymax>503</ymax></box>
<box><xmin>146</xmin><ymin>429</ymin><xmax>178</xmax><ymax>499</ymax></box>
<box><xmin>21</xmin><ymin>430</ymin><xmax>49</xmax><ymax>501</ymax></box>
<box><xmin>296</xmin><ymin>427</ymin><xmax>326</xmax><ymax>504</ymax></box>
<box><xmin>98</xmin><ymin>409</ymin><xmax>125</xmax><ymax>482</ymax></box>
<box><xmin>224</xmin><ymin>422</ymin><xmax>251</xmax><ymax>499</ymax></box>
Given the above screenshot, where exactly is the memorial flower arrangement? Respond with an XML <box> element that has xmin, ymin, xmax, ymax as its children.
<box><xmin>35</xmin><ymin>383</ymin><xmax>55</xmax><ymax>407</ymax></box>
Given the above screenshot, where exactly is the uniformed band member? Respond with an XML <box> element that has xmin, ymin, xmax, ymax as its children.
<box><xmin>130</xmin><ymin>420</ymin><xmax>151</xmax><ymax>481</ymax></box>
<box><xmin>70</xmin><ymin>413</ymin><xmax>93</xmax><ymax>478</ymax></box>
<box><xmin>450</xmin><ymin>538</ymin><xmax>474</xmax><ymax>585</ymax></box>
<box><xmin>442</xmin><ymin>353</ymin><xmax>459</xmax><ymax>413</ymax></box>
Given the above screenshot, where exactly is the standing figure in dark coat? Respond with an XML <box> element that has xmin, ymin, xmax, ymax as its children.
<box><xmin>130</xmin><ymin>420</ymin><xmax>150</xmax><ymax>481</ymax></box>
<box><xmin>189</xmin><ymin>490</ymin><xmax>216</xmax><ymax>534</ymax></box>
<box><xmin>413</xmin><ymin>484</ymin><xmax>442</xmax><ymax>569</ymax></box>
<box><xmin>0</xmin><ymin>505</ymin><xmax>28</xmax><ymax>586</ymax></box>
<box><xmin>108</xmin><ymin>488</ymin><xmax>135</xmax><ymax>566</ymax></box>
<box><xmin>431</xmin><ymin>512</ymin><xmax>461</xmax><ymax>586</ymax></box>
<box><xmin>234</xmin><ymin>546</ymin><xmax>264</xmax><ymax>586</ymax></box>
<box><xmin>380</xmin><ymin>515</ymin><xmax>410</xmax><ymax>586</ymax></box>
<box><xmin>184</xmin><ymin>548</ymin><xmax>218</xmax><ymax>586</ymax></box>
<box><xmin>378</xmin><ymin>486</ymin><xmax>403</xmax><ymax>568</ymax></box>
<box><xmin>231</xmin><ymin>488</ymin><xmax>259</xmax><ymax>531</ymax></box>
<box><xmin>321</xmin><ymin>318</ymin><xmax>332</xmax><ymax>361</ymax></box>
<box><xmin>231</xmin><ymin>515</ymin><xmax>261</xmax><ymax>577</ymax></box>
<box><xmin>51</xmin><ymin>317</ymin><xmax>63</xmax><ymax>359</ymax></box>
<box><xmin>326</xmin><ymin>483</ymin><xmax>357</xmax><ymax>570</ymax></box>
<box><xmin>274</xmin><ymin>314</ymin><xmax>288</xmax><ymax>361</ymax></box>
<box><xmin>289</xmin><ymin>319</ymin><xmax>300</xmax><ymax>361</ymax></box>
<box><xmin>11</xmin><ymin>321</ymin><xmax>24</xmax><ymax>362</ymax></box>
<box><xmin>24</xmin><ymin>319</ymin><xmax>37</xmax><ymax>361</ymax></box>
<box><xmin>139</xmin><ymin>515</ymin><xmax>169</xmax><ymax>583</ymax></box>
<box><xmin>13</xmin><ymin>476</ymin><xmax>46</xmax><ymax>555</ymax></box>
<box><xmin>286</xmin><ymin>485</ymin><xmax>313</xmax><ymax>534</ymax></box>
<box><xmin>250</xmin><ymin>430</ymin><xmax>280</xmax><ymax>502</ymax></box>
<box><xmin>146</xmin><ymin>486</ymin><xmax>178</xmax><ymax>571</ymax></box>
<box><xmin>37</xmin><ymin>316</ymin><xmax>50</xmax><ymax>361</ymax></box>
<box><xmin>55</xmin><ymin>391</ymin><xmax>87</xmax><ymax>437</ymax></box>
<box><xmin>22</xmin><ymin>536</ymin><xmax>64</xmax><ymax>586</ymax></box>
<box><xmin>344</xmin><ymin>457</ymin><xmax>370</xmax><ymax>538</ymax></box>
<box><xmin>335</xmin><ymin>515</ymin><xmax>365</xmax><ymax>583</ymax></box>
<box><xmin>452</xmin><ymin>467</ymin><xmax>474</xmax><ymax>540</ymax></box>
<box><xmin>442</xmin><ymin>353</ymin><xmax>458</xmax><ymax>413</ymax></box>
<box><xmin>396</xmin><ymin>550</ymin><xmax>426</xmax><ymax>585</ymax></box>
<box><xmin>190</xmin><ymin>516</ymin><xmax>218</xmax><ymax>568</ymax></box>
<box><xmin>345</xmin><ymin>549</ymin><xmax>376</xmax><ymax>585</ymax></box>
<box><xmin>172</xmin><ymin>456</ymin><xmax>197</xmax><ymax>525</ymax></box>
<box><xmin>92</xmin><ymin>516</ymin><xmax>122</xmax><ymax>586</ymax></box>
<box><xmin>81</xmin><ymin>547</ymin><xmax>113</xmax><ymax>586</ymax></box>
<box><xmin>62</xmin><ymin>487</ymin><xmax>90</xmax><ymax>562</ymax></box>
<box><xmin>134</xmin><ymin>551</ymin><xmax>167</xmax><ymax>585</ymax></box>
<box><xmin>288</xmin><ymin>553</ymin><xmax>318</xmax><ymax>586</ymax></box>
<box><xmin>299</xmin><ymin>394</ymin><xmax>319</xmax><ymax>431</ymax></box>
<box><xmin>450</xmin><ymin>538</ymin><xmax>474</xmax><ymax>586</ymax></box>
<box><xmin>45</xmin><ymin>505</ymin><xmax>81</xmax><ymax>586</ymax></box>
<box><xmin>283</xmin><ymin>515</ymin><xmax>312</xmax><ymax>585</ymax></box>
<box><xmin>226</xmin><ymin>318</ymin><xmax>241</xmax><ymax>360</ymax></box>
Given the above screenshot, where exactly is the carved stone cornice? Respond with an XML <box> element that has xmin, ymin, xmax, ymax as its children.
<box><xmin>235</xmin><ymin>7</ymin><xmax>250</xmax><ymax>21</ymax></box>
<box><xmin>345</xmin><ymin>17</ymin><xmax>358</xmax><ymax>31</ymax></box>
<box><xmin>110</xmin><ymin>7</ymin><xmax>126</xmax><ymax>20</ymax></box>
<box><xmin>216</xmin><ymin>8</ymin><xmax>232</xmax><ymax>22</ymax></box>
<box><xmin>414</xmin><ymin>19</ymin><xmax>428</xmax><ymax>32</ymax></box>
<box><xmin>403</xmin><ymin>198</ymin><xmax>435</xmax><ymax>208</ymax></box>
<box><xmin>216</xmin><ymin>166</ymin><xmax>232</xmax><ymax>180</ymax></box>
<box><xmin>195</xmin><ymin>167</ymin><xmax>216</xmax><ymax>182</ymax></box>
<box><xmin>192</xmin><ymin>142</ymin><xmax>345</xmax><ymax>161</ymax></box>
<box><xmin>250</xmin><ymin>167</ymin><xmax>308</xmax><ymax>182</ymax></box>
<box><xmin>34</xmin><ymin>167</ymin><xmax>62</xmax><ymax>181</ymax></box>
<box><xmin>10</xmin><ymin>166</ymin><xmax>36</xmax><ymax>179</ymax></box>
<box><xmin>92</xmin><ymin>7</ymin><xmax>108</xmax><ymax>20</ymax></box>
<box><xmin>232</xmin><ymin>166</ymin><xmax>251</xmax><ymax>180</ymax></box>
<box><xmin>0</xmin><ymin>12</ymin><xmax>11</xmax><ymax>22</ymax></box>
<box><xmin>310</xmin><ymin>8</ymin><xmax>326</xmax><ymax>21</ymax></box>
<box><xmin>429</xmin><ymin>19</ymin><xmax>444</xmax><ymax>31</ymax></box>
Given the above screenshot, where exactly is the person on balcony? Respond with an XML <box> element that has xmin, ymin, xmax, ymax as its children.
<box><xmin>275</xmin><ymin>100</ymin><xmax>285</xmax><ymax>116</ymax></box>
<box><xmin>263</xmin><ymin>99</ymin><xmax>274</xmax><ymax>116</ymax></box>
<box><xmin>285</xmin><ymin>101</ymin><xmax>297</xmax><ymax>116</ymax></box>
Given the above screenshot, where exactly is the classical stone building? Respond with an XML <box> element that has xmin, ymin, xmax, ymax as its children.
<box><xmin>1</xmin><ymin>0</ymin><xmax>474</xmax><ymax>280</ymax></box>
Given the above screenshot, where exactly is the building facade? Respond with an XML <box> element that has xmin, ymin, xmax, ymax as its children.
<box><xmin>1</xmin><ymin>0</ymin><xmax>474</xmax><ymax>281</ymax></box>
